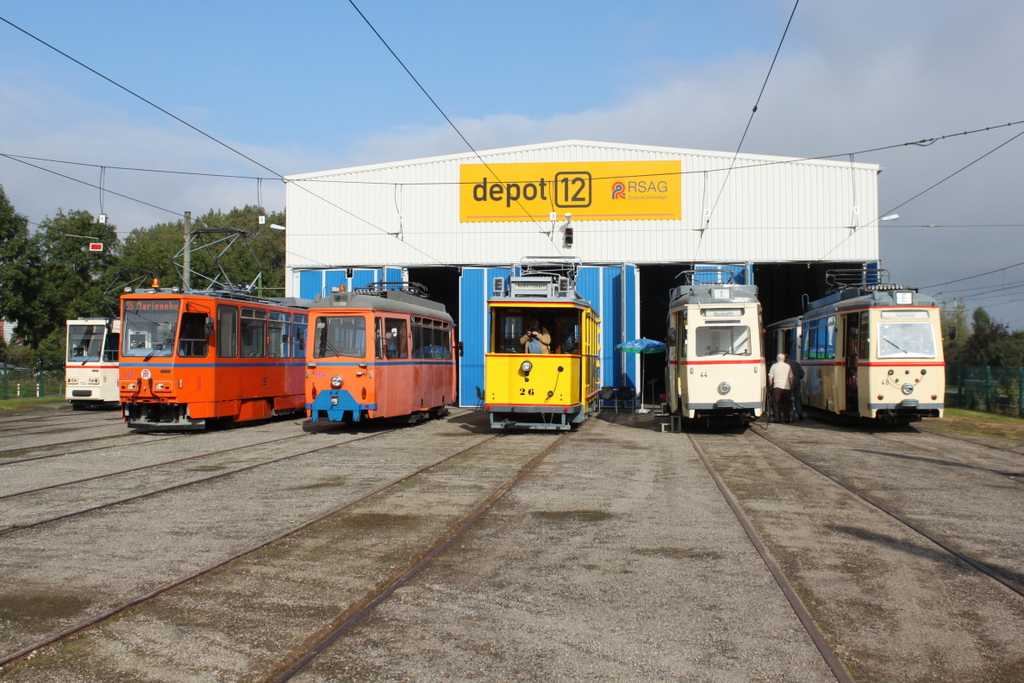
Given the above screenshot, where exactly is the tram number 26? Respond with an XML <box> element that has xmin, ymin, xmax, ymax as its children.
<box><xmin>519</xmin><ymin>388</ymin><xmax>535</xmax><ymax>396</ymax></box>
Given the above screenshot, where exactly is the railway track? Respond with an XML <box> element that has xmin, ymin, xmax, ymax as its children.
<box><xmin>751</xmin><ymin>428</ymin><xmax>1024</xmax><ymax>597</ymax></box>
<box><xmin>0</xmin><ymin>432</ymin><xmax>316</xmax><ymax>534</ymax></box>
<box><xmin>0</xmin><ymin>419</ymin><xmax>564</xmax><ymax>680</ymax></box>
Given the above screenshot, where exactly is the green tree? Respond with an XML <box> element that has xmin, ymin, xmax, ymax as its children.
<box><xmin>0</xmin><ymin>184</ymin><xmax>39</xmax><ymax>340</ymax></box>
<box><xmin>960</xmin><ymin>307</ymin><xmax>1011</xmax><ymax>366</ymax></box>
<box><xmin>940</xmin><ymin>299</ymin><xmax>969</xmax><ymax>364</ymax></box>
<box><xmin>118</xmin><ymin>205</ymin><xmax>286</xmax><ymax>294</ymax></box>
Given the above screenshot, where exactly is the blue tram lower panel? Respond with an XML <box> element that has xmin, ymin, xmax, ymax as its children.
<box><xmin>308</xmin><ymin>390</ymin><xmax>377</xmax><ymax>423</ymax></box>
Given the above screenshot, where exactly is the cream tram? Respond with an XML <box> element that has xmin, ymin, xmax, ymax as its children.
<box><xmin>484</xmin><ymin>259</ymin><xmax>601</xmax><ymax>431</ymax></box>
<box><xmin>665</xmin><ymin>274</ymin><xmax>765</xmax><ymax>427</ymax></box>
<box><xmin>65</xmin><ymin>318</ymin><xmax>121</xmax><ymax>409</ymax></box>
<box><xmin>789</xmin><ymin>271</ymin><xmax>944</xmax><ymax>424</ymax></box>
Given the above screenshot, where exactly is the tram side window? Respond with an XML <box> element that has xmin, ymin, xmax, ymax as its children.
<box><xmin>384</xmin><ymin>317</ymin><xmax>408</xmax><ymax>359</ymax></box>
<box><xmin>802</xmin><ymin>318</ymin><xmax>836</xmax><ymax>360</ymax></box>
<box><xmin>413</xmin><ymin>318</ymin><xmax>450</xmax><ymax>359</ymax></box>
<box><xmin>217</xmin><ymin>305</ymin><xmax>238</xmax><ymax>358</ymax></box>
<box><xmin>104</xmin><ymin>333</ymin><xmax>120</xmax><ymax>362</ymax></box>
<box><xmin>241</xmin><ymin>308</ymin><xmax>267</xmax><ymax>358</ymax></box>
<box><xmin>292</xmin><ymin>315</ymin><xmax>307</xmax><ymax>357</ymax></box>
<box><xmin>859</xmin><ymin>312</ymin><xmax>870</xmax><ymax>360</ymax></box>
<box><xmin>178</xmin><ymin>313</ymin><xmax>209</xmax><ymax>357</ymax></box>
<box><xmin>269</xmin><ymin>311</ymin><xmax>289</xmax><ymax>359</ymax></box>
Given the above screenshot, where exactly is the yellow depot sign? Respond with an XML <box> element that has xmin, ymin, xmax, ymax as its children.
<box><xmin>459</xmin><ymin>160</ymin><xmax>681</xmax><ymax>222</ymax></box>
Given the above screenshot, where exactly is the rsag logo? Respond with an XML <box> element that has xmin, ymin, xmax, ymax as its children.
<box><xmin>611</xmin><ymin>182</ymin><xmax>626</xmax><ymax>200</ymax></box>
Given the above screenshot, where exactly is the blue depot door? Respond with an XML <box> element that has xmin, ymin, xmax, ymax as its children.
<box><xmin>457</xmin><ymin>264</ymin><xmax>637</xmax><ymax>408</ymax></box>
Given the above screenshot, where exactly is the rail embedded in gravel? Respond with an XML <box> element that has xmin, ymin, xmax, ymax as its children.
<box><xmin>0</xmin><ymin>428</ymin><xmax>507</xmax><ymax>671</ymax></box>
<box><xmin>751</xmin><ymin>428</ymin><xmax>1024</xmax><ymax>598</ymax></box>
<box><xmin>686</xmin><ymin>433</ymin><xmax>853</xmax><ymax>683</ymax></box>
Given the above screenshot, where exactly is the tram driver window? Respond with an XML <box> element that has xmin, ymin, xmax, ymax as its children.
<box><xmin>695</xmin><ymin>325</ymin><xmax>750</xmax><ymax>356</ymax></box>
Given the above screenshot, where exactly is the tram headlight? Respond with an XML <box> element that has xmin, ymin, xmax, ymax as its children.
<box><xmin>520</xmin><ymin>360</ymin><xmax>533</xmax><ymax>374</ymax></box>
<box><xmin>718</xmin><ymin>381</ymin><xmax>731</xmax><ymax>395</ymax></box>
<box><xmin>901</xmin><ymin>382</ymin><xmax>915</xmax><ymax>395</ymax></box>
<box><xmin>331</xmin><ymin>376</ymin><xmax>343</xmax><ymax>389</ymax></box>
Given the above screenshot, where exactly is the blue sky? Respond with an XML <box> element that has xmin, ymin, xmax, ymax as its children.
<box><xmin>2</xmin><ymin>1</ymin><xmax>1024</xmax><ymax>327</ymax></box>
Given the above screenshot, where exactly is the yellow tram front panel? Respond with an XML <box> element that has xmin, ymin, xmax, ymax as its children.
<box><xmin>486</xmin><ymin>353</ymin><xmax>584</xmax><ymax>408</ymax></box>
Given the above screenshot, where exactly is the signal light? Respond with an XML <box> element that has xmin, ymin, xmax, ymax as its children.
<box><xmin>563</xmin><ymin>227</ymin><xmax>574</xmax><ymax>248</ymax></box>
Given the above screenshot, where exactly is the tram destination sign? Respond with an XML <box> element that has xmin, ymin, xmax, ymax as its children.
<box><xmin>459</xmin><ymin>160</ymin><xmax>681</xmax><ymax>222</ymax></box>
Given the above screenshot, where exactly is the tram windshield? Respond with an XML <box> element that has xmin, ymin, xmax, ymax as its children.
<box><xmin>122</xmin><ymin>299</ymin><xmax>179</xmax><ymax>358</ymax></box>
<box><xmin>67</xmin><ymin>324</ymin><xmax>105</xmax><ymax>363</ymax></box>
<box><xmin>694</xmin><ymin>325</ymin><xmax>751</xmax><ymax>357</ymax></box>
<box><xmin>877</xmin><ymin>322</ymin><xmax>937</xmax><ymax>359</ymax></box>
<box><xmin>314</xmin><ymin>315</ymin><xmax>366</xmax><ymax>359</ymax></box>
<box><xmin>491</xmin><ymin>307</ymin><xmax>581</xmax><ymax>354</ymax></box>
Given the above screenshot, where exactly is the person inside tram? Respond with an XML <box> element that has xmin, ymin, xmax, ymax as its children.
<box><xmin>520</xmin><ymin>318</ymin><xmax>551</xmax><ymax>353</ymax></box>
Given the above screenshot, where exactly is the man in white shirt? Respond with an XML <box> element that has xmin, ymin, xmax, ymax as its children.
<box><xmin>767</xmin><ymin>353</ymin><xmax>793</xmax><ymax>423</ymax></box>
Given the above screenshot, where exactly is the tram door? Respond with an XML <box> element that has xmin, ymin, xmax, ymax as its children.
<box><xmin>843</xmin><ymin>313</ymin><xmax>860</xmax><ymax>413</ymax></box>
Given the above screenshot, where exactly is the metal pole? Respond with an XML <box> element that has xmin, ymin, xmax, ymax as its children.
<box><xmin>182</xmin><ymin>211</ymin><xmax>192</xmax><ymax>290</ymax></box>
<box><xmin>2</xmin><ymin>354</ymin><xmax>6</xmax><ymax>400</ymax></box>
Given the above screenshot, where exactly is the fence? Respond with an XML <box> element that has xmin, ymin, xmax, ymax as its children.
<box><xmin>945</xmin><ymin>366</ymin><xmax>1024</xmax><ymax>417</ymax></box>
<box><xmin>1</xmin><ymin>352</ymin><xmax>63</xmax><ymax>401</ymax></box>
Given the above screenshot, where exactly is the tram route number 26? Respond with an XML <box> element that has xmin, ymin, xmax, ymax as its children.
<box><xmin>519</xmin><ymin>388</ymin><xmax>535</xmax><ymax>396</ymax></box>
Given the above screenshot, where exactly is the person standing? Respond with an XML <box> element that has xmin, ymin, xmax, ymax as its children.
<box><xmin>767</xmin><ymin>353</ymin><xmax>793</xmax><ymax>423</ymax></box>
<box><xmin>786</xmin><ymin>353</ymin><xmax>805</xmax><ymax>419</ymax></box>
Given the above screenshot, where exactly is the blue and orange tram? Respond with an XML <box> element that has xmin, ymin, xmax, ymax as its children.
<box><xmin>484</xmin><ymin>260</ymin><xmax>601</xmax><ymax>430</ymax></box>
<box><xmin>305</xmin><ymin>282</ymin><xmax>457</xmax><ymax>425</ymax></box>
<box><xmin>119</xmin><ymin>284</ymin><xmax>311</xmax><ymax>430</ymax></box>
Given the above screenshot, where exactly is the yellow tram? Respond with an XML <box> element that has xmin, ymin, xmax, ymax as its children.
<box><xmin>484</xmin><ymin>260</ymin><xmax>600</xmax><ymax>430</ymax></box>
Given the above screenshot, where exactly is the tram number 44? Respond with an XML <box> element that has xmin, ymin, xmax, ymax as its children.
<box><xmin>519</xmin><ymin>388</ymin><xmax>536</xmax><ymax>396</ymax></box>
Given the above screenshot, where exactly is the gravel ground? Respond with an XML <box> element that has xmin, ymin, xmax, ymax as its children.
<box><xmin>3</xmin><ymin>405</ymin><xmax>1023</xmax><ymax>681</ymax></box>
<box><xmin>289</xmin><ymin>414</ymin><xmax>835</xmax><ymax>683</ymax></box>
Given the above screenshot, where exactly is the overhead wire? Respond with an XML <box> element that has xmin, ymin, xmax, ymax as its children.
<box><xmin>697</xmin><ymin>0</ymin><xmax>800</xmax><ymax>251</ymax></box>
<box><xmin>0</xmin><ymin>13</ymin><xmax>448</xmax><ymax>267</ymax></box>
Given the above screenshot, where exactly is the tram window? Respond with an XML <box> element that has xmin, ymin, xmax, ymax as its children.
<box><xmin>314</xmin><ymin>315</ymin><xmax>366</xmax><ymax>359</ymax></box>
<box><xmin>292</xmin><ymin>315</ymin><xmax>307</xmax><ymax>357</ymax></box>
<box><xmin>217</xmin><ymin>305</ymin><xmax>238</xmax><ymax>358</ymax></box>
<box><xmin>67</xmin><ymin>325</ymin><xmax>104</xmax><ymax>362</ymax></box>
<box><xmin>695</xmin><ymin>325</ymin><xmax>750</xmax><ymax>356</ymax></box>
<box><xmin>493</xmin><ymin>310</ymin><xmax>524</xmax><ymax>353</ymax></box>
<box><xmin>122</xmin><ymin>299</ymin><xmax>179</xmax><ymax>358</ymax></box>
<box><xmin>178</xmin><ymin>313</ymin><xmax>209</xmax><ymax>357</ymax></box>
<box><xmin>104</xmin><ymin>333</ymin><xmax>120</xmax><ymax>363</ymax></box>
<box><xmin>877</xmin><ymin>322</ymin><xmax>936</xmax><ymax>358</ymax></box>
<box><xmin>552</xmin><ymin>311</ymin><xmax>581</xmax><ymax>354</ymax></box>
<box><xmin>383</xmin><ymin>318</ymin><xmax>408</xmax><ymax>359</ymax></box>
<box><xmin>859</xmin><ymin>313</ymin><xmax>870</xmax><ymax>359</ymax></box>
<box><xmin>269</xmin><ymin>312</ymin><xmax>289</xmax><ymax>359</ymax></box>
<box><xmin>241</xmin><ymin>308</ymin><xmax>267</xmax><ymax>358</ymax></box>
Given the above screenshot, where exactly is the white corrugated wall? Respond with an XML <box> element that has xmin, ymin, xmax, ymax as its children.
<box><xmin>284</xmin><ymin>141</ymin><xmax>879</xmax><ymax>292</ymax></box>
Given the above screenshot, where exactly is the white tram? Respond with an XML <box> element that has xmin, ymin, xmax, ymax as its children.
<box><xmin>767</xmin><ymin>270</ymin><xmax>945</xmax><ymax>424</ymax></box>
<box><xmin>665</xmin><ymin>274</ymin><xmax>765</xmax><ymax>427</ymax></box>
<box><xmin>65</xmin><ymin>317</ymin><xmax>121</xmax><ymax>409</ymax></box>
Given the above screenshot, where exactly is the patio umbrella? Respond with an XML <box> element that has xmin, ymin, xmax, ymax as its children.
<box><xmin>614</xmin><ymin>338</ymin><xmax>667</xmax><ymax>410</ymax></box>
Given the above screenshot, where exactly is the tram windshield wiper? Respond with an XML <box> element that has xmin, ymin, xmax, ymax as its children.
<box><xmin>881</xmin><ymin>337</ymin><xmax>907</xmax><ymax>354</ymax></box>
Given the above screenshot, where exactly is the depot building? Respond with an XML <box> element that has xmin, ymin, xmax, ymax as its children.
<box><xmin>283</xmin><ymin>140</ymin><xmax>881</xmax><ymax>407</ymax></box>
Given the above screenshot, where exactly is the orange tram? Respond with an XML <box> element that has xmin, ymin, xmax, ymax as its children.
<box><xmin>119</xmin><ymin>284</ymin><xmax>311</xmax><ymax>430</ymax></box>
<box><xmin>305</xmin><ymin>282</ymin><xmax>457</xmax><ymax>425</ymax></box>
